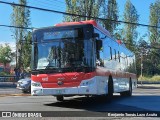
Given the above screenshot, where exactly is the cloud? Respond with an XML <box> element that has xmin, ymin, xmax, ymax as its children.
<box><xmin>0</xmin><ymin>41</ymin><xmax>16</xmax><ymax>52</ymax></box>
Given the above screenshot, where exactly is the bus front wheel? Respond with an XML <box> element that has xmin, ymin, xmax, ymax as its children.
<box><xmin>56</xmin><ymin>96</ymin><xmax>64</xmax><ymax>101</ymax></box>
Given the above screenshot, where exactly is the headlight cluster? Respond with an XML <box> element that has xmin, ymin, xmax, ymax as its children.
<box><xmin>32</xmin><ymin>82</ymin><xmax>42</xmax><ymax>87</ymax></box>
<box><xmin>22</xmin><ymin>81</ymin><xmax>30</xmax><ymax>84</ymax></box>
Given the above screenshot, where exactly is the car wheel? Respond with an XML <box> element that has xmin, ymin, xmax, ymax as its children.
<box><xmin>28</xmin><ymin>86</ymin><xmax>31</xmax><ymax>93</ymax></box>
<box><xmin>22</xmin><ymin>90</ymin><xmax>27</xmax><ymax>93</ymax></box>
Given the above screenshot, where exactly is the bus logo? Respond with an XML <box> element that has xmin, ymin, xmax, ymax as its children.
<box><xmin>57</xmin><ymin>77</ymin><xmax>65</xmax><ymax>80</ymax></box>
<box><xmin>57</xmin><ymin>81</ymin><xmax>63</xmax><ymax>85</ymax></box>
<box><xmin>42</xmin><ymin>77</ymin><xmax>48</xmax><ymax>81</ymax></box>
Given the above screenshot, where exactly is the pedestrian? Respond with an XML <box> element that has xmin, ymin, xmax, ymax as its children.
<box><xmin>20</xmin><ymin>68</ymin><xmax>26</xmax><ymax>79</ymax></box>
<box><xmin>14</xmin><ymin>67</ymin><xmax>20</xmax><ymax>81</ymax></box>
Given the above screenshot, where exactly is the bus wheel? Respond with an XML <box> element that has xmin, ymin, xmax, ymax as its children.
<box><xmin>107</xmin><ymin>77</ymin><xmax>113</xmax><ymax>101</ymax></box>
<box><xmin>56</xmin><ymin>96</ymin><xmax>64</xmax><ymax>101</ymax></box>
<box><xmin>120</xmin><ymin>79</ymin><xmax>132</xmax><ymax>97</ymax></box>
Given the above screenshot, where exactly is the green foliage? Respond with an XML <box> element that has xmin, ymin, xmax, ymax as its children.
<box><xmin>64</xmin><ymin>0</ymin><xmax>119</xmax><ymax>35</ymax></box>
<box><xmin>64</xmin><ymin>0</ymin><xmax>105</xmax><ymax>22</ymax></box>
<box><xmin>0</xmin><ymin>71</ymin><xmax>10</xmax><ymax>76</ymax></box>
<box><xmin>139</xmin><ymin>75</ymin><xmax>160</xmax><ymax>82</ymax></box>
<box><xmin>151</xmin><ymin>75</ymin><xmax>160</xmax><ymax>81</ymax></box>
<box><xmin>123</xmin><ymin>0</ymin><xmax>139</xmax><ymax>51</ymax></box>
<box><xmin>21</xmin><ymin>32</ymin><xmax>32</xmax><ymax>68</ymax></box>
<box><xmin>11</xmin><ymin>0</ymin><xmax>31</xmax><ymax>68</ymax></box>
<box><xmin>148</xmin><ymin>1</ymin><xmax>160</xmax><ymax>76</ymax></box>
<box><xmin>149</xmin><ymin>0</ymin><xmax>160</xmax><ymax>43</ymax></box>
<box><xmin>0</xmin><ymin>44</ymin><xmax>12</xmax><ymax>67</ymax></box>
<box><xmin>102</xmin><ymin>0</ymin><xmax>119</xmax><ymax>34</ymax></box>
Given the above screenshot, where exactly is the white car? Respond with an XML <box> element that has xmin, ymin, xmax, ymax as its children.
<box><xmin>16</xmin><ymin>73</ymin><xmax>31</xmax><ymax>93</ymax></box>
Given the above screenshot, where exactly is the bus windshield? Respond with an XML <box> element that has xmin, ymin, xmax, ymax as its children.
<box><xmin>32</xmin><ymin>29</ymin><xmax>94</xmax><ymax>72</ymax></box>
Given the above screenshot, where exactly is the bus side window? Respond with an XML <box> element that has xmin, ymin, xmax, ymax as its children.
<box><xmin>118</xmin><ymin>51</ymin><xmax>120</xmax><ymax>62</ymax></box>
<box><xmin>114</xmin><ymin>49</ymin><xmax>116</xmax><ymax>60</ymax></box>
<box><xmin>110</xmin><ymin>47</ymin><xmax>112</xmax><ymax>60</ymax></box>
<box><xmin>126</xmin><ymin>55</ymin><xmax>128</xmax><ymax>66</ymax></box>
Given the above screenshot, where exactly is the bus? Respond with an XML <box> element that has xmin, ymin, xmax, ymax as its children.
<box><xmin>31</xmin><ymin>20</ymin><xmax>137</xmax><ymax>101</ymax></box>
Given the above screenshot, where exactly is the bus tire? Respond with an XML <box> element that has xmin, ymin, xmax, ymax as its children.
<box><xmin>56</xmin><ymin>96</ymin><xmax>64</xmax><ymax>101</ymax></box>
<box><xmin>107</xmin><ymin>77</ymin><xmax>113</xmax><ymax>101</ymax></box>
<box><xmin>120</xmin><ymin>78</ymin><xmax>132</xmax><ymax>97</ymax></box>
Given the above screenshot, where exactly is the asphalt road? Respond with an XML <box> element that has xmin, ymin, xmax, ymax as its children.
<box><xmin>0</xmin><ymin>84</ymin><xmax>160</xmax><ymax>120</ymax></box>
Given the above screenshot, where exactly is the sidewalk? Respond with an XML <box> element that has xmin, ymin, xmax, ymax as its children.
<box><xmin>137</xmin><ymin>83</ymin><xmax>160</xmax><ymax>89</ymax></box>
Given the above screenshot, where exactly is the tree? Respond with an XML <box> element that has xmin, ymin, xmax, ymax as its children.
<box><xmin>64</xmin><ymin>0</ymin><xmax>119</xmax><ymax>35</ymax></box>
<box><xmin>149</xmin><ymin>0</ymin><xmax>160</xmax><ymax>44</ymax></box>
<box><xmin>149</xmin><ymin>0</ymin><xmax>160</xmax><ymax>75</ymax></box>
<box><xmin>11</xmin><ymin>0</ymin><xmax>31</xmax><ymax>68</ymax></box>
<box><xmin>64</xmin><ymin>0</ymin><xmax>105</xmax><ymax>22</ymax></box>
<box><xmin>21</xmin><ymin>32</ymin><xmax>32</xmax><ymax>68</ymax></box>
<box><xmin>123</xmin><ymin>0</ymin><xmax>139</xmax><ymax>51</ymax></box>
<box><xmin>135</xmin><ymin>37</ymin><xmax>151</xmax><ymax>76</ymax></box>
<box><xmin>102</xmin><ymin>0</ymin><xmax>119</xmax><ymax>35</ymax></box>
<box><xmin>0</xmin><ymin>44</ymin><xmax>12</xmax><ymax>69</ymax></box>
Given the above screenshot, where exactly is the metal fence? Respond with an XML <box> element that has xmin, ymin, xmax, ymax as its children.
<box><xmin>0</xmin><ymin>76</ymin><xmax>17</xmax><ymax>82</ymax></box>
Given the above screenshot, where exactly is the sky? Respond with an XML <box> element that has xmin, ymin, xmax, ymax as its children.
<box><xmin>0</xmin><ymin>0</ymin><xmax>156</xmax><ymax>50</ymax></box>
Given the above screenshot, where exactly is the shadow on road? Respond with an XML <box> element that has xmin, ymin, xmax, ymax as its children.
<box><xmin>44</xmin><ymin>95</ymin><xmax>148</xmax><ymax>112</ymax></box>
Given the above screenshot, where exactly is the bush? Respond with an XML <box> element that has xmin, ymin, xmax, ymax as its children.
<box><xmin>138</xmin><ymin>75</ymin><xmax>160</xmax><ymax>81</ymax></box>
<box><xmin>0</xmin><ymin>71</ymin><xmax>10</xmax><ymax>76</ymax></box>
<box><xmin>150</xmin><ymin>75</ymin><xmax>160</xmax><ymax>81</ymax></box>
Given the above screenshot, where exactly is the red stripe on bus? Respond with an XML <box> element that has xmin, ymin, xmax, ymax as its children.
<box><xmin>31</xmin><ymin>68</ymin><xmax>136</xmax><ymax>88</ymax></box>
<box><xmin>32</xmin><ymin>72</ymin><xmax>96</xmax><ymax>88</ymax></box>
<box><xmin>96</xmin><ymin>67</ymin><xmax>137</xmax><ymax>79</ymax></box>
<box><xmin>41</xmin><ymin>82</ymin><xmax>80</xmax><ymax>88</ymax></box>
<box><xmin>55</xmin><ymin>20</ymin><xmax>111</xmax><ymax>37</ymax></box>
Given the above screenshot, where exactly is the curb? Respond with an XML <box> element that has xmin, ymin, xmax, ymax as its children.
<box><xmin>0</xmin><ymin>94</ymin><xmax>30</xmax><ymax>97</ymax></box>
<box><xmin>137</xmin><ymin>81</ymin><xmax>160</xmax><ymax>84</ymax></box>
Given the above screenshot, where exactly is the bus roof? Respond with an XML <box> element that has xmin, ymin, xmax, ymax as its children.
<box><xmin>55</xmin><ymin>20</ymin><xmax>111</xmax><ymax>37</ymax></box>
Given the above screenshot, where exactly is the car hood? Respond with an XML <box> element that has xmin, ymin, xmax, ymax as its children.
<box><xmin>18</xmin><ymin>77</ymin><xmax>31</xmax><ymax>82</ymax></box>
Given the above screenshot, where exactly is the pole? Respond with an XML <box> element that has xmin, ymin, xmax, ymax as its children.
<box><xmin>140</xmin><ymin>53</ymin><xmax>143</xmax><ymax>85</ymax></box>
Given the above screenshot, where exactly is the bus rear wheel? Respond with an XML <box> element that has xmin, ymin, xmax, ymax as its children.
<box><xmin>56</xmin><ymin>96</ymin><xmax>64</xmax><ymax>101</ymax></box>
<box><xmin>120</xmin><ymin>79</ymin><xmax>132</xmax><ymax>97</ymax></box>
<box><xmin>107</xmin><ymin>77</ymin><xmax>113</xmax><ymax>101</ymax></box>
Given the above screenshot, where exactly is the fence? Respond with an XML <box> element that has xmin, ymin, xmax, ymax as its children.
<box><xmin>0</xmin><ymin>76</ymin><xmax>17</xmax><ymax>82</ymax></box>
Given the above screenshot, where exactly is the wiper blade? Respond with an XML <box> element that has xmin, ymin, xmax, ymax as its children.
<box><xmin>43</xmin><ymin>66</ymin><xmax>58</xmax><ymax>69</ymax></box>
<box><xmin>32</xmin><ymin>68</ymin><xmax>62</xmax><ymax>74</ymax></box>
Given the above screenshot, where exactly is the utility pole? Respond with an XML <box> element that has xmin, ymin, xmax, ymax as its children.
<box><xmin>140</xmin><ymin>53</ymin><xmax>143</xmax><ymax>77</ymax></box>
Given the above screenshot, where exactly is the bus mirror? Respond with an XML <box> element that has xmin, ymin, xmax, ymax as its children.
<box><xmin>93</xmin><ymin>33</ymin><xmax>99</xmax><ymax>38</ymax></box>
<box><xmin>96</xmin><ymin>40</ymin><xmax>102</xmax><ymax>51</ymax></box>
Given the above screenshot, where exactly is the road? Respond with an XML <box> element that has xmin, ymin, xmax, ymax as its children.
<box><xmin>0</xmin><ymin>85</ymin><xmax>160</xmax><ymax>120</ymax></box>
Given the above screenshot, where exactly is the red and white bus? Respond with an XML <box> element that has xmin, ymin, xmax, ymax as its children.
<box><xmin>31</xmin><ymin>20</ymin><xmax>137</xmax><ymax>101</ymax></box>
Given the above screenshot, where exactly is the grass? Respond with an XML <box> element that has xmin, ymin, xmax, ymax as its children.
<box><xmin>138</xmin><ymin>75</ymin><xmax>160</xmax><ymax>82</ymax></box>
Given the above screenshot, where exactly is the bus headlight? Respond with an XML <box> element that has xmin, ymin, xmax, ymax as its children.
<box><xmin>32</xmin><ymin>82</ymin><xmax>42</xmax><ymax>87</ymax></box>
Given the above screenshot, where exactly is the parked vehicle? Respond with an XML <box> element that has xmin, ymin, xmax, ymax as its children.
<box><xmin>16</xmin><ymin>73</ymin><xmax>31</xmax><ymax>93</ymax></box>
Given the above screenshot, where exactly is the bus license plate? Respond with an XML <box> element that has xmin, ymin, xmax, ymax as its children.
<box><xmin>56</xmin><ymin>89</ymin><xmax>65</xmax><ymax>94</ymax></box>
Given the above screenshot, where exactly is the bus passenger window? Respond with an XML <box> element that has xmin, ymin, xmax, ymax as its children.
<box><xmin>114</xmin><ymin>49</ymin><xmax>116</xmax><ymax>60</ymax></box>
<box><xmin>118</xmin><ymin>51</ymin><xmax>120</xmax><ymax>62</ymax></box>
<box><xmin>110</xmin><ymin>47</ymin><xmax>112</xmax><ymax>60</ymax></box>
<box><xmin>96</xmin><ymin>40</ymin><xmax>104</xmax><ymax>67</ymax></box>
